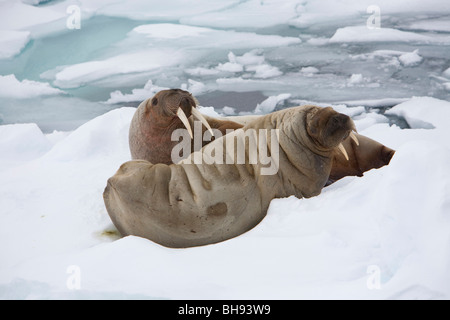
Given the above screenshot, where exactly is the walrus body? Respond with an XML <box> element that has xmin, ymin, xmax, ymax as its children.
<box><xmin>104</xmin><ymin>105</ymin><xmax>356</xmax><ymax>248</ymax></box>
<box><xmin>129</xmin><ymin>90</ymin><xmax>394</xmax><ymax>183</ymax></box>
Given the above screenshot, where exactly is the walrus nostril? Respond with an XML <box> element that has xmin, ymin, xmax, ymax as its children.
<box><xmin>333</xmin><ymin>114</ymin><xmax>350</xmax><ymax>126</ymax></box>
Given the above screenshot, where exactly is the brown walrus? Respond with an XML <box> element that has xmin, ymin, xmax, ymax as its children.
<box><xmin>128</xmin><ymin>89</ymin><xmax>394</xmax><ymax>184</ymax></box>
<box><xmin>104</xmin><ymin>105</ymin><xmax>358</xmax><ymax>248</ymax></box>
<box><xmin>129</xmin><ymin>89</ymin><xmax>242</xmax><ymax>165</ymax></box>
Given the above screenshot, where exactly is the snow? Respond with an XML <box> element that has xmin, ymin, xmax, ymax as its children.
<box><xmin>1</xmin><ymin>0</ymin><xmax>450</xmax><ymax>300</ymax></box>
<box><xmin>330</xmin><ymin>26</ymin><xmax>448</xmax><ymax>44</ymax></box>
<box><xmin>0</xmin><ymin>74</ymin><xmax>63</xmax><ymax>98</ymax></box>
<box><xmin>1</xmin><ymin>97</ymin><xmax>450</xmax><ymax>299</ymax></box>
<box><xmin>0</xmin><ymin>30</ymin><xmax>31</xmax><ymax>59</ymax></box>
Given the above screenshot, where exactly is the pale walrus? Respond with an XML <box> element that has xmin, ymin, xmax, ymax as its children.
<box><xmin>128</xmin><ymin>90</ymin><xmax>394</xmax><ymax>183</ymax></box>
<box><xmin>104</xmin><ymin>105</ymin><xmax>358</xmax><ymax>248</ymax></box>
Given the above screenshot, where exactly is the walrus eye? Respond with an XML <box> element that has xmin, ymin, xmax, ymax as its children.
<box><xmin>152</xmin><ymin>98</ymin><xmax>158</xmax><ymax>106</ymax></box>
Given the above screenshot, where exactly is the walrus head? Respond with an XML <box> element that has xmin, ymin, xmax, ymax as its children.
<box><xmin>146</xmin><ymin>89</ymin><xmax>213</xmax><ymax>138</ymax></box>
<box><xmin>306</xmin><ymin>106</ymin><xmax>358</xmax><ymax>160</ymax></box>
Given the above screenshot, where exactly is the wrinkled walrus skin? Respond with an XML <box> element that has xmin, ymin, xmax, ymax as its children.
<box><xmin>225</xmin><ymin>115</ymin><xmax>395</xmax><ymax>185</ymax></box>
<box><xmin>104</xmin><ymin>105</ymin><xmax>356</xmax><ymax>248</ymax></box>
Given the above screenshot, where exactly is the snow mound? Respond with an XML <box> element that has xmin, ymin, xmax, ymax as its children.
<box><xmin>1</xmin><ymin>97</ymin><xmax>449</xmax><ymax>299</ymax></box>
<box><xmin>0</xmin><ymin>123</ymin><xmax>51</xmax><ymax>169</ymax></box>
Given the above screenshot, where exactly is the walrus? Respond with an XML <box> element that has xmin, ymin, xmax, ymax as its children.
<box><xmin>129</xmin><ymin>89</ymin><xmax>243</xmax><ymax>164</ymax></box>
<box><xmin>224</xmin><ymin>115</ymin><xmax>395</xmax><ymax>185</ymax></box>
<box><xmin>104</xmin><ymin>105</ymin><xmax>358</xmax><ymax>248</ymax></box>
<box><xmin>128</xmin><ymin>89</ymin><xmax>394</xmax><ymax>184</ymax></box>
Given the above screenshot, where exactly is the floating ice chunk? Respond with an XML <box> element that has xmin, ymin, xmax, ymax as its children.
<box><xmin>0</xmin><ymin>74</ymin><xmax>63</xmax><ymax>98</ymax></box>
<box><xmin>386</xmin><ymin>97</ymin><xmax>450</xmax><ymax>130</ymax></box>
<box><xmin>132</xmin><ymin>23</ymin><xmax>211</xmax><ymax>39</ymax></box>
<box><xmin>234</xmin><ymin>50</ymin><xmax>265</xmax><ymax>66</ymax></box>
<box><xmin>348</xmin><ymin>74</ymin><xmax>364</xmax><ymax>85</ymax></box>
<box><xmin>106</xmin><ymin>80</ymin><xmax>168</xmax><ymax>104</ymax></box>
<box><xmin>300</xmin><ymin>66</ymin><xmax>319</xmax><ymax>75</ymax></box>
<box><xmin>306</xmin><ymin>38</ymin><xmax>329</xmax><ymax>46</ymax></box>
<box><xmin>398</xmin><ymin>50</ymin><xmax>423</xmax><ymax>67</ymax></box>
<box><xmin>339</xmin><ymin>98</ymin><xmax>409</xmax><ymax>108</ymax></box>
<box><xmin>443</xmin><ymin>68</ymin><xmax>450</xmax><ymax>79</ymax></box>
<box><xmin>246</xmin><ymin>64</ymin><xmax>282</xmax><ymax>79</ymax></box>
<box><xmin>330</xmin><ymin>26</ymin><xmax>443</xmax><ymax>43</ymax></box>
<box><xmin>222</xmin><ymin>106</ymin><xmax>236</xmax><ymax>116</ymax></box>
<box><xmin>54</xmin><ymin>50</ymin><xmax>186</xmax><ymax>89</ymax></box>
<box><xmin>216</xmin><ymin>62</ymin><xmax>244</xmax><ymax>73</ymax></box>
<box><xmin>181</xmin><ymin>79</ymin><xmax>207</xmax><ymax>96</ymax></box>
<box><xmin>128</xmin><ymin>24</ymin><xmax>301</xmax><ymax>49</ymax></box>
<box><xmin>197</xmin><ymin>106</ymin><xmax>220</xmax><ymax>117</ymax></box>
<box><xmin>254</xmin><ymin>93</ymin><xmax>291</xmax><ymax>114</ymax></box>
<box><xmin>185</xmin><ymin>67</ymin><xmax>220</xmax><ymax>76</ymax></box>
<box><xmin>0</xmin><ymin>30</ymin><xmax>31</xmax><ymax>59</ymax></box>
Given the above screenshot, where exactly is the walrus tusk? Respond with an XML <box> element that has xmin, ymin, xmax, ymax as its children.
<box><xmin>176</xmin><ymin>108</ymin><xmax>193</xmax><ymax>139</ymax></box>
<box><xmin>337</xmin><ymin>143</ymin><xmax>349</xmax><ymax>161</ymax></box>
<box><xmin>191</xmin><ymin>107</ymin><xmax>214</xmax><ymax>137</ymax></box>
<box><xmin>349</xmin><ymin>132</ymin><xmax>359</xmax><ymax>146</ymax></box>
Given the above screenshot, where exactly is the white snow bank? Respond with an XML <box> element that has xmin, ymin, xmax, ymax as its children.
<box><xmin>1</xmin><ymin>97</ymin><xmax>450</xmax><ymax>299</ymax></box>
<box><xmin>0</xmin><ymin>123</ymin><xmax>52</xmax><ymax>169</ymax></box>
<box><xmin>330</xmin><ymin>26</ymin><xmax>448</xmax><ymax>44</ymax></box>
<box><xmin>0</xmin><ymin>74</ymin><xmax>63</xmax><ymax>98</ymax></box>
<box><xmin>0</xmin><ymin>30</ymin><xmax>31</xmax><ymax>59</ymax></box>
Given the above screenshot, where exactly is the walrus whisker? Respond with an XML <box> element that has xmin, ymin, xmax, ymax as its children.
<box><xmin>191</xmin><ymin>107</ymin><xmax>214</xmax><ymax>137</ymax></box>
<box><xmin>349</xmin><ymin>132</ymin><xmax>359</xmax><ymax>146</ymax></box>
<box><xmin>176</xmin><ymin>107</ymin><xmax>193</xmax><ymax>139</ymax></box>
<box><xmin>337</xmin><ymin>143</ymin><xmax>349</xmax><ymax>161</ymax></box>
